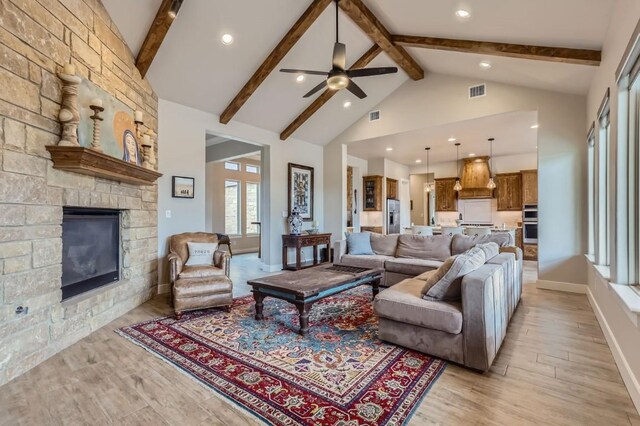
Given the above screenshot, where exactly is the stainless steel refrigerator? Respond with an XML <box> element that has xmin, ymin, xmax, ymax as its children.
<box><xmin>387</xmin><ymin>199</ymin><xmax>400</xmax><ymax>234</ymax></box>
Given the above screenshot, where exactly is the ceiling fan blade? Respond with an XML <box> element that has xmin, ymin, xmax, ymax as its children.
<box><xmin>332</xmin><ymin>42</ymin><xmax>346</xmax><ymax>70</ymax></box>
<box><xmin>346</xmin><ymin>79</ymin><xmax>367</xmax><ymax>99</ymax></box>
<box><xmin>280</xmin><ymin>69</ymin><xmax>328</xmax><ymax>76</ymax></box>
<box><xmin>347</xmin><ymin>67</ymin><xmax>399</xmax><ymax>78</ymax></box>
<box><xmin>303</xmin><ymin>80</ymin><xmax>328</xmax><ymax>98</ymax></box>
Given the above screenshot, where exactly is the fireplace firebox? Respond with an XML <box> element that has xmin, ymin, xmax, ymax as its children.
<box><xmin>61</xmin><ymin>207</ymin><xmax>121</xmax><ymax>301</ymax></box>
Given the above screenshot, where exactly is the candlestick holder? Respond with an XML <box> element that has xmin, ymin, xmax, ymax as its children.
<box><xmin>146</xmin><ymin>130</ymin><xmax>157</xmax><ymax>170</ymax></box>
<box><xmin>57</xmin><ymin>72</ymin><xmax>82</xmax><ymax>146</ymax></box>
<box><xmin>134</xmin><ymin>120</ymin><xmax>144</xmax><ymax>141</ymax></box>
<box><xmin>89</xmin><ymin>105</ymin><xmax>105</xmax><ymax>152</ymax></box>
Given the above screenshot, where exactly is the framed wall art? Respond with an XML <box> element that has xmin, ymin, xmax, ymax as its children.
<box><xmin>172</xmin><ymin>176</ymin><xmax>195</xmax><ymax>199</ymax></box>
<box><xmin>288</xmin><ymin>163</ymin><xmax>314</xmax><ymax>221</ymax></box>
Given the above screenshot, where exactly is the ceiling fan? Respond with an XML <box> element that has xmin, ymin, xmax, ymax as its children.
<box><xmin>280</xmin><ymin>0</ymin><xmax>398</xmax><ymax>99</ymax></box>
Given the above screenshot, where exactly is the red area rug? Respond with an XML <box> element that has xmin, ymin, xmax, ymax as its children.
<box><xmin>117</xmin><ymin>287</ymin><xmax>446</xmax><ymax>425</ymax></box>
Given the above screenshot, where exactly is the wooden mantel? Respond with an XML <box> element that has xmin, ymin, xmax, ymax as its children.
<box><xmin>46</xmin><ymin>146</ymin><xmax>162</xmax><ymax>186</ymax></box>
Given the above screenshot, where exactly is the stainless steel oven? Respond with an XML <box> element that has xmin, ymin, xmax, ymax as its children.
<box><xmin>523</xmin><ymin>222</ymin><xmax>538</xmax><ymax>244</ymax></box>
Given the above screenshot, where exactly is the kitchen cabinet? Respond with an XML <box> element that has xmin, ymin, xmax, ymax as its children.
<box><xmin>386</xmin><ymin>178</ymin><xmax>398</xmax><ymax>199</ymax></box>
<box><xmin>434</xmin><ymin>178</ymin><xmax>458</xmax><ymax>212</ymax></box>
<box><xmin>523</xmin><ymin>243</ymin><xmax>538</xmax><ymax>261</ymax></box>
<box><xmin>521</xmin><ymin>169</ymin><xmax>538</xmax><ymax>205</ymax></box>
<box><xmin>363</xmin><ymin>175</ymin><xmax>383</xmax><ymax>211</ymax></box>
<box><xmin>495</xmin><ymin>173</ymin><xmax>522</xmax><ymax>211</ymax></box>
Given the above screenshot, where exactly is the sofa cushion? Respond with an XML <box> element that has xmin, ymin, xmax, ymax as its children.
<box><xmin>346</xmin><ymin>232</ymin><xmax>375</xmax><ymax>255</ymax></box>
<box><xmin>179</xmin><ymin>265</ymin><xmax>226</xmax><ymax>279</ymax></box>
<box><xmin>475</xmin><ymin>242</ymin><xmax>500</xmax><ymax>261</ymax></box>
<box><xmin>395</xmin><ymin>234</ymin><xmax>452</xmax><ymax>261</ymax></box>
<box><xmin>340</xmin><ymin>254</ymin><xmax>394</xmax><ymax>269</ymax></box>
<box><xmin>374</xmin><ymin>278</ymin><xmax>463</xmax><ymax>334</ymax></box>
<box><xmin>451</xmin><ymin>233</ymin><xmax>511</xmax><ymax>255</ymax></box>
<box><xmin>424</xmin><ymin>247</ymin><xmax>486</xmax><ymax>301</ymax></box>
<box><xmin>369</xmin><ymin>232</ymin><xmax>399</xmax><ymax>256</ymax></box>
<box><xmin>384</xmin><ymin>258</ymin><xmax>443</xmax><ymax>276</ymax></box>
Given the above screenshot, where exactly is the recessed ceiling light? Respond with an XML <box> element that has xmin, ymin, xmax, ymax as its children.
<box><xmin>479</xmin><ymin>61</ymin><xmax>492</xmax><ymax>70</ymax></box>
<box><xmin>343</xmin><ymin>101</ymin><xmax>352</xmax><ymax>108</ymax></box>
<box><xmin>531</xmin><ymin>124</ymin><xmax>539</xmax><ymax>129</ymax></box>
<box><xmin>448</xmin><ymin>137</ymin><xmax>457</xmax><ymax>142</ymax></box>
<box><xmin>296</xmin><ymin>74</ymin><xmax>305</xmax><ymax>83</ymax></box>
<box><xmin>386</xmin><ymin>147</ymin><xmax>393</xmax><ymax>151</ymax></box>
<box><xmin>455</xmin><ymin>9</ymin><xmax>470</xmax><ymax>18</ymax></box>
<box><xmin>468</xmin><ymin>153</ymin><xmax>476</xmax><ymax>157</ymax></box>
<box><xmin>416</xmin><ymin>159</ymin><xmax>422</xmax><ymax>163</ymax></box>
<box><xmin>221</xmin><ymin>34</ymin><xmax>234</xmax><ymax>45</ymax></box>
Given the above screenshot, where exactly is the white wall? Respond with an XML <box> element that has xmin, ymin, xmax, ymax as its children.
<box><xmin>347</xmin><ymin>155</ymin><xmax>368</xmax><ymax>231</ymax></box>
<box><xmin>332</xmin><ymin>73</ymin><xmax>586</xmax><ymax>285</ymax></box>
<box><xmin>158</xmin><ymin>99</ymin><xmax>324</xmax><ymax>278</ymax></box>
<box><xmin>585</xmin><ymin>0</ymin><xmax>640</xmax><ymax>412</ymax></box>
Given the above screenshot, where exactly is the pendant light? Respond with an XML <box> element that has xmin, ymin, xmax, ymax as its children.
<box><xmin>453</xmin><ymin>142</ymin><xmax>462</xmax><ymax>191</ymax></box>
<box><xmin>487</xmin><ymin>137</ymin><xmax>497</xmax><ymax>189</ymax></box>
<box><xmin>425</xmin><ymin>147</ymin><xmax>431</xmax><ymax>192</ymax></box>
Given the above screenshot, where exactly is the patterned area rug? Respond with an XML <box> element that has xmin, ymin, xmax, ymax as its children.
<box><xmin>117</xmin><ymin>287</ymin><xmax>446</xmax><ymax>425</ymax></box>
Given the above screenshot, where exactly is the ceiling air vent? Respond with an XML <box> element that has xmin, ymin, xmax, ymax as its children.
<box><xmin>469</xmin><ymin>83</ymin><xmax>486</xmax><ymax>99</ymax></box>
<box><xmin>369</xmin><ymin>110</ymin><xmax>381</xmax><ymax>122</ymax></box>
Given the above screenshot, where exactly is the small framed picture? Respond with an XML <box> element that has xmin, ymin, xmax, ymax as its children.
<box><xmin>172</xmin><ymin>176</ymin><xmax>194</xmax><ymax>198</ymax></box>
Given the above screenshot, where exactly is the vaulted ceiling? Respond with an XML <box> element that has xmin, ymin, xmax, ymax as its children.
<box><xmin>102</xmin><ymin>0</ymin><xmax>615</xmax><ymax>146</ymax></box>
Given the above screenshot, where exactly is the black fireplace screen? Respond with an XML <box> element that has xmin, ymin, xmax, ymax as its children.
<box><xmin>61</xmin><ymin>207</ymin><xmax>120</xmax><ymax>300</ymax></box>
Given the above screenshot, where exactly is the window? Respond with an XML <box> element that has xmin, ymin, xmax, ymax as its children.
<box><xmin>246</xmin><ymin>182</ymin><xmax>260</xmax><ymax>234</ymax></box>
<box><xmin>224</xmin><ymin>180</ymin><xmax>240</xmax><ymax>235</ymax></box>
<box><xmin>596</xmin><ymin>99</ymin><xmax>611</xmax><ymax>267</ymax></box>
<box><xmin>224</xmin><ymin>161</ymin><xmax>240</xmax><ymax>171</ymax></box>
<box><xmin>587</xmin><ymin>124</ymin><xmax>596</xmax><ymax>257</ymax></box>
<box><xmin>246</xmin><ymin>164</ymin><xmax>260</xmax><ymax>174</ymax></box>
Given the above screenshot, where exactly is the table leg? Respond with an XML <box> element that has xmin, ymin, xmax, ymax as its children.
<box><xmin>296</xmin><ymin>303</ymin><xmax>311</xmax><ymax>336</ymax></box>
<box><xmin>282</xmin><ymin>245</ymin><xmax>287</xmax><ymax>270</ymax></box>
<box><xmin>296</xmin><ymin>246</ymin><xmax>302</xmax><ymax>270</ymax></box>
<box><xmin>253</xmin><ymin>292</ymin><xmax>264</xmax><ymax>320</ymax></box>
<box><xmin>372</xmin><ymin>278</ymin><xmax>380</xmax><ymax>300</ymax></box>
<box><xmin>313</xmin><ymin>245</ymin><xmax>318</xmax><ymax>265</ymax></box>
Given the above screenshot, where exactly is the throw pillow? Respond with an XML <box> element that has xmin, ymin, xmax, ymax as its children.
<box><xmin>346</xmin><ymin>232</ymin><xmax>375</xmax><ymax>255</ymax></box>
<box><xmin>474</xmin><ymin>242</ymin><xmax>500</xmax><ymax>261</ymax></box>
<box><xmin>185</xmin><ymin>242</ymin><xmax>218</xmax><ymax>266</ymax></box>
<box><xmin>423</xmin><ymin>247</ymin><xmax>486</xmax><ymax>301</ymax></box>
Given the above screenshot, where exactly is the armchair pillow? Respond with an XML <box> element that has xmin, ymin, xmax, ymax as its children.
<box><xmin>185</xmin><ymin>242</ymin><xmax>219</xmax><ymax>266</ymax></box>
<box><xmin>346</xmin><ymin>232</ymin><xmax>375</xmax><ymax>255</ymax></box>
<box><xmin>422</xmin><ymin>247</ymin><xmax>486</xmax><ymax>301</ymax></box>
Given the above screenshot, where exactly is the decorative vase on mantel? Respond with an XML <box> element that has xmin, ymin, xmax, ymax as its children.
<box><xmin>288</xmin><ymin>207</ymin><xmax>303</xmax><ymax>235</ymax></box>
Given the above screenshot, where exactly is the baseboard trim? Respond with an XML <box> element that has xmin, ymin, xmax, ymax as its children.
<box><xmin>587</xmin><ymin>287</ymin><xmax>640</xmax><ymax>413</ymax></box>
<box><xmin>261</xmin><ymin>263</ymin><xmax>282</xmax><ymax>273</ymax></box>
<box><xmin>536</xmin><ymin>280</ymin><xmax>588</xmax><ymax>294</ymax></box>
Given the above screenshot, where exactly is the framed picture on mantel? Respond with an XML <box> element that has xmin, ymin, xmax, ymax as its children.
<box><xmin>288</xmin><ymin>163</ymin><xmax>314</xmax><ymax>221</ymax></box>
<box><xmin>172</xmin><ymin>176</ymin><xmax>194</xmax><ymax>199</ymax></box>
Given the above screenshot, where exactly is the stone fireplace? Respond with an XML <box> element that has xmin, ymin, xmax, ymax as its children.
<box><xmin>0</xmin><ymin>0</ymin><xmax>159</xmax><ymax>386</ymax></box>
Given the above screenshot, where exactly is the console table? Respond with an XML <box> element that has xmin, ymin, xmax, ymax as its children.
<box><xmin>282</xmin><ymin>233</ymin><xmax>331</xmax><ymax>271</ymax></box>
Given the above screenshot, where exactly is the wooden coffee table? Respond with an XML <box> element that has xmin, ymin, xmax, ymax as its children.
<box><xmin>247</xmin><ymin>264</ymin><xmax>383</xmax><ymax>336</ymax></box>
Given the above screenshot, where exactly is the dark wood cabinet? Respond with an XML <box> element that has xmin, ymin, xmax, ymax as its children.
<box><xmin>363</xmin><ymin>175</ymin><xmax>383</xmax><ymax>211</ymax></box>
<box><xmin>523</xmin><ymin>243</ymin><xmax>538</xmax><ymax>261</ymax></box>
<box><xmin>434</xmin><ymin>178</ymin><xmax>458</xmax><ymax>212</ymax></box>
<box><xmin>386</xmin><ymin>178</ymin><xmax>398</xmax><ymax>199</ymax></box>
<box><xmin>495</xmin><ymin>173</ymin><xmax>523</xmax><ymax>211</ymax></box>
<box><xmin>515</xmin><ymin>228</ymin><xmax>523</xmax><ymax>250</ymax></box>
<box><xmin>521</xmin><ymin>169</ymin><xmax>538</xmax><ymax>205</ymax></box>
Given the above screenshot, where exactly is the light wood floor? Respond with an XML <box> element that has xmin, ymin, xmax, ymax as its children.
<box><xmin>1</xmin><ymin>260</ymin><xmax>639</xmax><ymax>425</ymax></box>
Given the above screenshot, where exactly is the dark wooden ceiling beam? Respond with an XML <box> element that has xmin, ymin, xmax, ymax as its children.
<box><xmin>392</xmin><ymin>35</ymin><xmax>601</xmax><ymax>66</ymax></box>
<box><xmin>339</xmin><ymin>0</ymin><xmax>424</xmax><ymax>80</ymax></box>
<box><xmin>136</xmin><ymin>0</ymin><xmax>182</xmax><ymax>78</ymax></box>
<box><xmin>280</xmin><ymin>45</ymin><xmax>382</xmax><ymax>140</ymax></box>
<box><xmin>219</xmin><ymin>0</ymin><xmax>333</xmax><ymax>124</ymax></box>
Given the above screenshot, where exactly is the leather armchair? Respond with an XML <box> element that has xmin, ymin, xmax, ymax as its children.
<box><xmin>168</xmin><ymin>232</ymin><xmax>233</xmax><ymax>318</ymax></box>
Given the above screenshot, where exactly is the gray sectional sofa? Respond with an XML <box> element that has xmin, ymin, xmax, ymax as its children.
<box><xmin>333</xmin><ymin>233</ymin><xmax>523</xmax><ymax>371</ymax></box>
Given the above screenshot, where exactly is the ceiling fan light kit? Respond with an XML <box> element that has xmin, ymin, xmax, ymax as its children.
<box><xmin>280</xmin><ymin>0</ymin><xmax>397</xmax><ymax>100</ymax></box>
